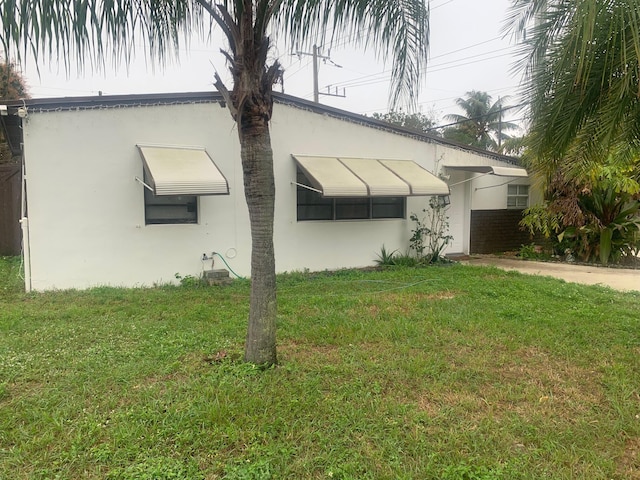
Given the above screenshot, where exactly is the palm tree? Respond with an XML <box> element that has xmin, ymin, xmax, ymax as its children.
<box><xmin>442</xmin><ymin>90</ymin><xmax>518</xmax><ymax>151</ymax></box>
<box><xmin>1</xmin><ymin>0</ymin><xmax>430</xmax><ymax>365</ymax></box>
<box><xmin>508</xmin><ymin>0</ymin><xmax>640</xmax><ymax>177</ymax></box>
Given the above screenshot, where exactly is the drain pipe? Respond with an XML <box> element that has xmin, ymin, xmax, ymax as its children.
<box><xmin>19</xmin><ymin>217</ymin><xmax>31</xmax><ymax>292</ymax></box>
<box><xmin>19</xmin><ymin>157</ymin><xmax>32</xmax><ymax>292</ymax></box>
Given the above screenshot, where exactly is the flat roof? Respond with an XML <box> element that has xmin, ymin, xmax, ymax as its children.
<box><xmin>0</xmin><ymin>91</ymin><xmax>521</xmax><ymax>165</ymax></box>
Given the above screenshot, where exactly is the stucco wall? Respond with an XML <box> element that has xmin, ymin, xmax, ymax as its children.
<box><xmin>22</xmin><ymin>99</ymin><xmax>520</xmax><ymax>290</ymax></box>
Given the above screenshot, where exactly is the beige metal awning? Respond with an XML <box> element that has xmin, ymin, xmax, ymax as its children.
<box><xmin>445</xmin><ymin>165</ymin><xmax>528</xmax><ymax>177</ymax></box>
<box><xmin>137</xmin><ymin>145</ymin><xmax>229</xmax><ymax>196</ymax></box>
<box><xmin>293</xmin><ymin>155</ymin><xmax>449</xmax><ymax>197</ymax></box>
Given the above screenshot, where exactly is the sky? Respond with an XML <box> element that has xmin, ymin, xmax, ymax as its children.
<box><xmin>19</xmin><ymin>0</ymin><xmax>524</xmax><ymax>128</ymax></box>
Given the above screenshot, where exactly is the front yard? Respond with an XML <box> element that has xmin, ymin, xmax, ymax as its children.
<box><xmin>0</xmin><ymin>257</ymin><xmax>639</xmax><ymax>479</ymax></box>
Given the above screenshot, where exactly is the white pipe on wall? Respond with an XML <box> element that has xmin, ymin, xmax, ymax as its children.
<box><xmin>19</xmin><ymin>217</ymin><xmax>31</xmax><ymax>292</ymax></box>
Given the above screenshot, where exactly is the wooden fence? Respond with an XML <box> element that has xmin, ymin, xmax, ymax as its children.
<box><xmin>0</xmin><ymin>163</ymin><xmax>21</xmax><ymax>256</ymax></box>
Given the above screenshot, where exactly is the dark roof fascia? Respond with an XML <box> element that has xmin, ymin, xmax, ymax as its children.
<box><xmin>0</xmin><ymin>91</ymin><xmax>224</xmax><ymax>112</ymax></box>
<box><xmin>1</xmin><ymin>90</ymin><xmax>520</xmax><ymax>165</ymax></box>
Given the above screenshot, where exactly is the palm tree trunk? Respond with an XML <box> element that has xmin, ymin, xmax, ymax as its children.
<box><xmin>239</xmin><ymin>107</ymin><xmax>277</xmax><ymax>366</ymax></box>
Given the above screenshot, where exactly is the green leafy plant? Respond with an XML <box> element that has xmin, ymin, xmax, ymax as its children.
<box><xmin>556</xmin><ymin>187</ymin><xmax>640</xmax><ymax>265</ymax></box>
<box><xmin>374</xmin><ymin>246</ymin><xmax>425</xmax><ymax>267</ymax></box>
<box><xmin>518</xmin><ymin>243</ymin><xmax>538</xmax><ymax>259</ymax></box>
<box><xmin>374</xmin><ymin>245</ymin><xmax>399</xmax><ymax>266</ymax></box>
<box><xmin>223</xmin><ymin>459</ymin><xmax>271</xmax><ymax>480</ymax></box>
<box><xmin>521</xmin><ymin>160</ymin><xmax>640</xmax><ymax>265</ymax></box>
<box><xmin>174</xmin><ymin>273</ymin><xmax>208</xmax><ymax>288</ymax></box>
<box><xmin>409</xmin><ymin>196</ymin><xmax>453</xmax><ymax>264</ymax></box>
<box><xmin>441</xmin><ymin>463</ymin><xmax>504</xmax><ymax>480</ymax></box>
<box><xmin>106</xmin><ymin>456</ymin><xmax>202</xmax><ymax>480</ymax></box>
<box><xmin>520</xmin><ymin>204</ymin><xmax>562</xmax><ymax>240</ymax></box>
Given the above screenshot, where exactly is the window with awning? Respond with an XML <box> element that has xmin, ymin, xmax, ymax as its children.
<box><xmin>293</xmin><ymin>155</ymin><xmax>449</xmax><ymax>222</ymax></box>
<box><xmin>293</xmin><ymin>155</ymin><xmax>450</xmax><ymax>197</ymax></box>
<box><xmin>136</xmin><ymin>145</ymin><xmax>229</xmax><ymax>225</ymax></box>
<box><xmin>444</xmin><ymin>165</ymin><xmax>528</xmax><ymax>178</ymax></box>
<box><xmin>137</xmin><ymin>145</ymin><xmax>229</xmax><ymax>196</ymax></box>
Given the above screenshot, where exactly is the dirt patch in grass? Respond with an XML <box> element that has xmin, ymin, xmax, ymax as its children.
<box><xmin>279</xmin><ymin>341</ymin><xmax>344</xmax><ymax>364</ymax></box>
<box><xmin>417</xmin><ymin>345</ymin><xmax>606</xmax><ymax>422</ymax></box>
<box><xmin>379</xmin><ymin>291</ymin><xmax>457</xmax><ymax>302</ymax></box>
<box><xmin>617</xmin><ymin>437</ymin><xmax>640</xmax><ymax>479</ymax></box>
<box><xmin>345</xmin><ymin>291</ymin><xmax>458</xmax><ymax>319</ymax></box>
<box><xmin>495</xmin><ymin>346</ymin><xmax>606</xmax><ymax>409</ymax></box>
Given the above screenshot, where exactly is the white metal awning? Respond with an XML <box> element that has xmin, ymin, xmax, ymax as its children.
<box><xmin>444</xmin><ymin>165</ymin><xmax>528</xmax><ymax>177</ymax></box>
<box><xmin>293</xmin><ymin>155</ymin><xmax>450</xmax><ymax>197</ymax></box>
<box><xmin>137</xmin><ymin>145</ymin><xmax>229</xmax><ymax>196</ymax></box>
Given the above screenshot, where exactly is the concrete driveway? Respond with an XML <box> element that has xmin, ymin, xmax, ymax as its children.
<box><xmin>462</xmin><ymin>256</ymin><xmax>640</xmax><ymax>293</ymax></box>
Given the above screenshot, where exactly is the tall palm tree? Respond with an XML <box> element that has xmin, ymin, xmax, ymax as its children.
<box><xmin>1</xmin><ymin>0</ymin><xmax>430</xmax><ymax>365</ymax></box>
<box><xmin>443</xmin><ymin>90</ymin><xmax>517</xmax><ymax>151</ymax></box>
<box><xmin>508</xmin><ymin>0</ymin><xmax>640</xmax><ymax>177</ymax></box>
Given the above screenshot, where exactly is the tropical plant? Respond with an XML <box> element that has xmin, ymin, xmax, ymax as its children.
<box><xmin>1</xmin><ymin>0</ymin><xmax>430</xmax><ymax>365</ymax></box>
<box><xmin>374</xmin><ymin>244</ymin><xmax>398</xmax><ymax>267</ymax></box>
<box><xmin>374</xmin><ymin>246</ymin><xmax>423</xmax><ymax>268</ymax></box>
<box><xmin>520</xmin><ymin>163</ymin><xmax>640</xmax><ymax>265</ymax></box>
<box><xmin>508</xmin><ymin>0</ymin><xmax>640</xmax><ymax>176</ymax></box>
<box><xmin>442</xmin><ymin>90</ymin><xmax>518</xmax><ymax>151</ymax></box>
<box><xmin>510</xmin><ymin>1</ymin><xmax>640</xmax><ymax>265</ymax></box>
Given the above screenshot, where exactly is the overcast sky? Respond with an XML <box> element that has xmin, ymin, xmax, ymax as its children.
<box><xmin>20</xmin><ymin>0</ymin><xmax>523</xmax><ymax>127</ymax></box>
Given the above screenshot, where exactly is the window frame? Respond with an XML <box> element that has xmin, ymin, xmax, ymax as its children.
<box><xmin>507</xmin><ymin>184</ymin><xmax>529</xmax><ymax>209</ymax></box>
<box><xmin>143</xmin><ymin>170</ymin><xmax>199</xmax><ymax>225</ymax></box>
<box><xmin>296</xmin><ymin>168</ymin><xmax>406</xmax><ymax>221</ymax></box>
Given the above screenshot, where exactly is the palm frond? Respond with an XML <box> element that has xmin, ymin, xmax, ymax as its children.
<box><xmin>510</xmin><ymin>0</ymin><xmax>640</xmax><ymax>163</ymax></box>
<box><xmin>1</xmin><ymin>0</ymin><xmax>206</xmax><ymax>72</ymax></box>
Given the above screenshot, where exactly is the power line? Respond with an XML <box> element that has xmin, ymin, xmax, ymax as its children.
<box><xmin>321</xmin><ymin>44</ymin><xmax>515</xmax><ymax>92</ymax></box>
<box><xmin>431</xmin><ymin>0</ymin><xmax>456</xmax><ymax>10</ymax></box>
<box><xmin>356</xmin><ymin>85</ymin><xmax>520</xmax><ymax>115</ymax></box>
<box><xmin>430</xmin><ymin>36</ymin><xmax>502</xmax><ymax>61</ymax></box>
<box><xmin>325</xmin><ymin>50</ymin><xmax>515</xmax><ymax>93</ymax></box>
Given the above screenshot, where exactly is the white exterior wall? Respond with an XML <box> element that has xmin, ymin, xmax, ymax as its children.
<box><xmin>22</xmin><ymin>99</ymin><xmax>519</xmax><ymax>290</ymax></box>
<box><xmin>438</xmin><ymin>145</ymin><xmax>534</xmax><ymax>211</ymax></box>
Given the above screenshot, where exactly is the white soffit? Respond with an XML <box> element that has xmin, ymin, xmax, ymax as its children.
<box><xmin>445</xmin><ymin>165</ymin><xmax>528</xmax><ymax>177</ymax></box>
<box><xmin>380</xmin><ymin>159</ymin><xmax>450</xmax><ymax>195</ymax></box>
<box><xmin>293</xmin><ymin>155</ymin><xmax>449</xmax><ymax>197</ymax></box>
<box><xmin>138</xmin><ymin>145</ymin><xmax>229</xmax><ymax>196</ymax></box>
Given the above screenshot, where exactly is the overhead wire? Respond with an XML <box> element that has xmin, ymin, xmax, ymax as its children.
<box><xmin>324</xmin><ymin>47</ymin><xmax>516</xmax><ymax>91</ymax></box>
<box><xmin>356</xmin><ymin>85</ymin><xmax>521</xmax><ymax>115</ymax></box>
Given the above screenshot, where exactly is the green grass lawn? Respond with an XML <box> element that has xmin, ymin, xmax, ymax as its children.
<box><xmin>1</xmin><ymin>256</ymin><xmax>639</xmax><ymax>479</ymax></box>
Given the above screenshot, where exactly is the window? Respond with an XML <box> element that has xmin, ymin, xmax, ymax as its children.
<box><xmin>507</xmin><ymin>184</ymin><xmax>529</xmax><ymax>209</ymax></box>
<box><xmin>144</xmin><ymin>171</ymin><xmax>198</xmax><ymax>225</ymax></box>
<box><xmin>296</xmin><ymin>168</ymin><xmax>405</xmax><ymax>221</ymax></box>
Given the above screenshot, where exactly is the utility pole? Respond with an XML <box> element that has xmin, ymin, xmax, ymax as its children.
<box><xmin>498</xmin><ymin>97</ymin><xmax>502</xmax><ymax>150</ymax></box>
<box><xmin>312</xmin><ymin>45</ymin><xmax>319</xmax><ymax>103</ymax></box>
<box><xmin>296</xmin><ymin>45</ymin><xmax>346</xmax><ymax>103</ymax></box>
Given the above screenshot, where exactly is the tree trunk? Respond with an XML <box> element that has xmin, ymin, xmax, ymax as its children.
<box><xmin>239</xmin><ymin>107</ymin><xmax>277</xmax><ymax>366</ymax></box>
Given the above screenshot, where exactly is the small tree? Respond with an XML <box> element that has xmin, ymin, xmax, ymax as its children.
<box><xmin>0</xmin><ymin>61</ymin><xmax>28</xmax><ymax>100</ymax></box>
<box><xmin>409</xmin><ymin>196</ymin><xmax>453</xmax><ymax>264</ymax></box>
<box><xmin>371</xmin><ymin>110</ymin><xmax>440</xmax><ymax>136</ymax></box>
<box><xmin>0</xmin><ymin>60</ymin><xmax>29</xmax><ymax>165</ymax></box>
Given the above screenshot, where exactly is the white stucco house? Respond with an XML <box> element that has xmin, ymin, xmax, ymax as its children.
<box><xmin>1</xmin><ymin>92</ymin><xmax>534</xmax><ymax>291</ymax></box>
